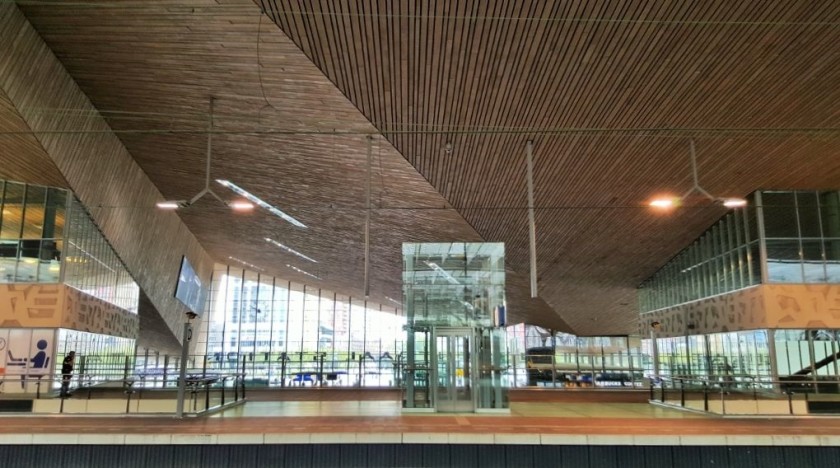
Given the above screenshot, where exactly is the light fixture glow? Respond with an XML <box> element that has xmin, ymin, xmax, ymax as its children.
<box><xmin>228</xmin><ymin>201</ymin><xmax>254</xmax><ymax>211</ymax></box>
<box><xmin>154</xmin><ymin>99</ymin><xmax>262</xmax><ymax>213</ymax></box>
<box><xmin>424</xmin><ymin>260</ymin><xmax>460</xmax><ymax>284</ymax></box>
<box><xmin>722</xmin><ymin>198</ymin><xmax>748</xmax><ymax>208</ymax></box>
<box><xmin>156</xmin><ymin>201</ymin><xmax>185</xmax><ymax>209</ymax></box>
<box><xmin>265</xmin><ymin>237</ymin><xmax>317</xmax><ymax>263</ymax></box>
<box><xmin>217</xmin><ymin>179</ymin><xmax>306</xmax><ymax>228</ymax></box>
<box><xmin>286</xmin><ymin>263</ymin><xmax>320</xmax><ymax>280</ymax></box>
<box><xmin>649</xmin><ymin>198</ymin><xmax>676</xmax><ymax>209</ymax></box>
<box><xmin>647</xmin><ymin>140</ymin><xmax>748</xmax><ymax>212</ymax></box>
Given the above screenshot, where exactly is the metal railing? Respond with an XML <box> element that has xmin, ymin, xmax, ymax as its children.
<box><xmin>0</xmin><ymin>372</ymin><xmax>247</xmax><ymax>416</ymax></box>
<box><xmin>649</xmin><ymin>375</ymin><xmax>840</xmax><ymax>416</ymax></box>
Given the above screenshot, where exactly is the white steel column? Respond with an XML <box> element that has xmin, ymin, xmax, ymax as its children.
<box><xmin>526</xmin><ymin>141</ymin><xmax>538</xmax><ymax>298</ymax></box>
<box><xmin>364</xmin><ymin>136</ymin><xmax>372</xmax><ymax>297</ymax></box>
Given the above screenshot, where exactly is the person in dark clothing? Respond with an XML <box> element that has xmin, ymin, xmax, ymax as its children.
<box><xmin>60</xmin><ymin>351</ymin><xmax>75</xmax><ymax>397</ymax></box>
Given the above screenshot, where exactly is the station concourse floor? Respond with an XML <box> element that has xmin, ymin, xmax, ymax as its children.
<box><xmin>2</xmin><ymin>394</ymin><xmax>840</xmax><ymax>447</ymax></box>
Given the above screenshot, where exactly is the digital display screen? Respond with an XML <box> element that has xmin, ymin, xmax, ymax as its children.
<box><xmin>174</xmin><ymin>256</ymin><xmax>206</xmax><ymax>316</ymax></box>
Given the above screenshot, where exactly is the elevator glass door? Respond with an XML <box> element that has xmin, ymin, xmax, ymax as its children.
<box><xmin>434</xmin><ymin>329</ymin><xmax>474</xmax><ymax>412</ymax></box>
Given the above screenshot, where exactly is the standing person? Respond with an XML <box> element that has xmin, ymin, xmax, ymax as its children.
<box><xmin>60</xmin><ymin>351</ymin><xmax>75</xmax><ymax>397</ymax></box>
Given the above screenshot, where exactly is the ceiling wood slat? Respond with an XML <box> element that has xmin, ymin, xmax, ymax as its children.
<box><xmin>258</xmin><ymin>0</ymin><xmax>840</xmax><ymax>334</ymax></box>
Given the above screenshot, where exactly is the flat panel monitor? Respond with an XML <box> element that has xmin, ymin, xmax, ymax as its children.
<box><xmin>174</xmin><ymin>255</ymin><xmax>206</xmax><ymax>317</ymax></box>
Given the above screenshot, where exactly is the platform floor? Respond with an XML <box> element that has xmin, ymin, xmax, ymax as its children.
<box><xmin>2</xmin><ymin>399</ymin><xmax>840</xmax><ymax>447</ymax></box>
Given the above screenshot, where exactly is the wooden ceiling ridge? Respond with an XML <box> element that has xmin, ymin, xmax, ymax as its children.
<box><xmin>15</xmin><ymin>0</ymin><xmax>570</xmax><ymax>330</ymax></box>
<box><xmin>255</xmin><ymin>0</ymin><xmax>840</xmax><ymax>335</ymax></box>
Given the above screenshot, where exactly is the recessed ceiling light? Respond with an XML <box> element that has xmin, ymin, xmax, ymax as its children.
<box><xmin>228</xmin><ymin>201</ymin><xmax>254</xmax><ymax>211</ymax></box>
<box><xmin>721</xmin><ymin>198</ymin><xmax>747</xmax><ymax>208</ymax></box>
<box><xmin>649</xmin><ymin>198</ymin><xmax>676</xmax><ymax>209</ymax></box>
<box><xmin>156</xmin><ymin>201</ymin><xmax>185</xmax><ymax>209</ymax></box>
<box><xmin>216</xmin><ymin>179</ymin><xmax>306</xmax><ymax>228</ymax></box>
<box><xmin>266</xmin><ymin>237</ymin><xmax>317</xmax><ymax>263</ymax></box>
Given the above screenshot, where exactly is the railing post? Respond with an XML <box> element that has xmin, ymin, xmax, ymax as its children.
<box><xmin>163</xmin><ymin>355</ymin><xmax>170</xmax><ymax>387</ymax></box>
<box><xmin>175</xmin><ymin>322</ymin><xmax>193</xmax><ymax>418</ymax></box>
<box><xmin>660</xmin><ymin>379</ymin><xmax>666</xmax><ymax>403</ymax></box>
<box><xmin>241</xmin><ymin>360</ymin><xmax>246</xmax><ymax>399</ymax></box>
<box><xmin>205</xmin><ymin>382</ymin><xmax>211</xmax><ymax>411</ymax></box>
<box><xmin>680</xmin><ymin>379</ymin><xmax>685</xmax><ymax>407</ymax></box>
<box><xmin>649</xmin><ymin>378</ymin><xmax>654</xmax><ymax>400</ymax></box>
<box><xmin>788</xmin><ymin>391</ymin><xmax>794</xmax><ymax>415</ymax></box>
<box><xmin>703</xmin><ymin>382</ymin><xmax>708</xmax><ymax>412</ymax></box>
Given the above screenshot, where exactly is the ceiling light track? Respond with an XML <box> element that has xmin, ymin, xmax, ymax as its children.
<box><xmin>265</xmin><ymin>237</ymin><xmax>317</xmax><ymax>263</ymax></box>
<box><xmin>216</xmin><ymin>179</ymin><xmax>306</xmax><ymax>228</ymax></box>
<box><xmin>156</xmin><ymin>98</ymin><xmax>253</xmax><ymax>212</ymax></box>
<box><xmin>649</xmin><ymin>140</ymin><xmax>747</xmax><ymax>210</ymax></box>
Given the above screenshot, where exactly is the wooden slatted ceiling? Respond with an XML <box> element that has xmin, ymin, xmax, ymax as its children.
<box><xmin>0</xmin><ymin>3</ymin><xmax>215</xmax><ymax>353</ymax></box>
<box><xmin>256</xmin><ymin>0</ymin><xmax>840</xmax><ymax>334</ymax></box>
<box><xmin>17</xmin><ymin>0</ymin><xmax>569</xmax><ymax>331</ymax></box>
<box><xmin>0</xmin><ymin>89</ymin><xmax>68</xmax><ymax>188</ymax></box>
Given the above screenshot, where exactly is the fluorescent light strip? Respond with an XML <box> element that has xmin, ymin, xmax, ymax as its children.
<box><xmin>286</xmin><ymin>264</ymin><xmax>320</xmax><ymax>280</ymax></box>
<box><xmin>216</xmin><ymin>179</ymin><xmax>306</xmax><ymax>228</ymax></box>
<box><xmin>384</xmin><ymin>296</ymin><xmax>402</xmax><ymax>306</ymax></box>
<box><xmin>156</xmin><ymin>201</ymin><xmax>183</xmax><ymax>209</ymax></box>
<box><xmin>227</xmin><ymin>256</ymin><xmax>264</xmax><ymax>272</ymax></box>
<box><xmin>265</xmin><ymin>237</ymin><xmax>317</xmax><ymax>263</ymax></box>
<box><xmin>424</xmin><ymin>261</ymin><xmax>460</xmax><ymax>284</ymax></box>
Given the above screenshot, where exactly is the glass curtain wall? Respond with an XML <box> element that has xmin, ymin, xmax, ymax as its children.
<box><xmin>775</xmin><ymin>329</ymin><xmax>840</xmax><ymax>381</ymax></box>
<box><xmin>639</xmin><ymin>201</ymin><xmax>759</xmax><ymax>312</ymax></box>
<box><xmin>55</xmin><ymin>328</ymin><xmax>136</xmax><ymax>388</ymax></box>
<box><xmin>0</xmin><ymin>179</ymin><xmax>66</xmax><ymax>283</ymax></box>
<box><xmin>762</xmin><ymin>191</ymin><xmax>840</xmax><ymax>283</ymax></box>
<box><xmin>63</xmin><ymin>198</ymin><xmax>139</xmax><ymax>312</ymax></box>
<box><xmin>197</xmin><ymin>263</ymin><xmax>405</xmax><ymax>387</ymax></box>
<box><xmin>639</xmin><ymin>190</ymin><xmax>840</xmax><ymax>312</ymax></box>
<box><xmin>506</xmin><ymin>324</ymin><xmax>646</xmax><ymax>387</ymax></box>
<box><xmin>655</xmin><ymin>330</ymin><xmax>771</xmax><ymax>385</ymax></box>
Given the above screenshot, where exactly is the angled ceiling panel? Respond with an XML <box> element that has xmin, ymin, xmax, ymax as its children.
<box><xmin>257</xmin><ymin>0</ymin><xmax>840</xmax><ymax>334</ymax></box>
<box><xmin>18</xmin><ymin>0</ymin><xmax>567</xmax><ymax>330</ymax></box>
<box><xmin>0</xmin><ymin>88</ymin><xmax>68</xmax><ymax>188</ymax></box>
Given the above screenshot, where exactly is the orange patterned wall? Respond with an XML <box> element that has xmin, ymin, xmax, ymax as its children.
<box><xmin>61</xmin><ymin>286</ymin><xmax>138</xmax><ymax>339</ymax></box>
<box><xmin>640</xmin><ymin>284</ymin><xmax>840</xmax><ymax>338</ymax></box>
<box><xmin>0</xmin><ymin>284</ymin><xmax>137</xmax><ymax>338</ymax></box>
<box><xmin>0</xmin><ymin>284</ymin><xmax>62</xmax><ymax>328</ymax></box>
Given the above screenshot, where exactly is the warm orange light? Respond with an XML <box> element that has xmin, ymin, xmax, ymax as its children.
<box><xmin>229</xmin><ymin>201</ymin><xmax>254</xmax><ymax>211</ymax></box>
<box><xmin>649</xmin><ymin>197</ymin><xmax>678</xmax><ymax>209</ymax></box>
<box><xmin>722</xmin><ymin>198</ymin><xmax>747</xmax><ymax>208</ymax></box>
<box><xmin>156</xmin><ymin>201</ymin><xmax>181</xmax><ymax>209</ymax></box>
